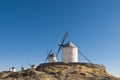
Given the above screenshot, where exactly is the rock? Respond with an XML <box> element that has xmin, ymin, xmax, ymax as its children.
<box><xmin>0</xmin><ymin>62</ymin><xmax>119</xmax><ymax>80</ymax></box>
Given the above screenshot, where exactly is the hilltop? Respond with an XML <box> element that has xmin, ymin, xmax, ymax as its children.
<box><xmin>0</xmin><ymin>62</ymin><xmax>119</xmax><ymax>80</ymax></box>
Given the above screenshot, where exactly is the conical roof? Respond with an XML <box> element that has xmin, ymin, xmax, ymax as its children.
<box><xmin>49</xmin><ymin>53</ymin><xmax>56</xmax><ymax>57</ymax></box>
<box><xmin>63</xmin><ymin>41</ymin><xmax>77</xmax><ymax>48</ymax></box>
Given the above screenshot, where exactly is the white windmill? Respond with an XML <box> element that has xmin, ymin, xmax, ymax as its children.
<box><xmin>21</xmin><ymin>65</ymin><xmax>25</xmax><ymax>71</ymax></box>
<box><xmin>62</xmin><ymin>41</ymin><xmax>78</xmax><ymax>63</ymax></box>
<box><xmin>56</xmin><ymin>32</ymin><xmax>91</xmax><ymax>63</ymax></box>
<box><xmin>45</xmin><ymin>49</ymin><xmax>57</xmax><ymax>63</ymax></box>
<box><xmin>9</xmin><ymin>67</ymin><xmax>16</xmax><ymax>72</ymax></box>
<box><xmin>29</xmin><ymin>64</ymin><xmax>36</xmax><ymax>69</ymax></box>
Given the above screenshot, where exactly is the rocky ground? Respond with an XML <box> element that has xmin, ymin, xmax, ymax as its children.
<box><xmin>0</xmin><ymin>62</ymin><xmax>119</xmax><ymax>80</ymax></box>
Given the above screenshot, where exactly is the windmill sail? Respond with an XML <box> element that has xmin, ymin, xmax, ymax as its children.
<box><xmin>78</xmin><ymin>50</ymin><xmax>92</xmax><ymax>63</ymax></box>
<box><xmin>56</xmin><ymin>32</ymin><xmax>68</xmax><ymax>58</ymax></box>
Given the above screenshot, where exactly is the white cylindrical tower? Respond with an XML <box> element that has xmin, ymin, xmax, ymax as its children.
<box><xmin>48</xmin><ymin>54</ymin><xmax>57</xmax><ymax>63</ymax></box>
<box><xmin>62</xmin><ymin>41</ymin><xmax>78</xmax><ymax>63</ymax></box>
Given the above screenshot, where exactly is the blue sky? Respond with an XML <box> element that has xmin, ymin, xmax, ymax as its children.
<box><xmin>0</xmin><ymin>0</ymin><xmax>120</xmax><ymax>77</ymax></box>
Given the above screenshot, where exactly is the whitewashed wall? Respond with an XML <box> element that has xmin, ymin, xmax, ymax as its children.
<box><xmin>48</xmin><ymin>56</ymin><xmax>57</xmax><ymax>63</ymax></box>
<box><xmin>62</xmin><ymin>47</ymin><xmax>78</xmax><ymax>63</ymax></box>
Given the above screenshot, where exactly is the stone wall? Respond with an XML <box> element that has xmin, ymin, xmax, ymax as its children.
<box><xmin>37</xmin><ymin>62</ymin><xmax>106</xmax><ymax>71</ymax></box>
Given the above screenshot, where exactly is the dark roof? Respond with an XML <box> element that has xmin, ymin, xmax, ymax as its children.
<box><xmin>49</xmin><ymin>53</ymin><xmax>56</xmax><ymax>57</ymax></box>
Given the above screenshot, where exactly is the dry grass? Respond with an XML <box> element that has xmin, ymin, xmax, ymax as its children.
<box><xmin>0</xmin><ymin>62</ymin><xmax>119</xmax><ymax>80</ymax></box>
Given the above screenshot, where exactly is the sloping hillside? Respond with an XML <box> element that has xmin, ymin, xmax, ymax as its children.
<box><xmin>0</xmin><ymin>62</ymin><xmax>119</xmax><ymax>80</ymax></box>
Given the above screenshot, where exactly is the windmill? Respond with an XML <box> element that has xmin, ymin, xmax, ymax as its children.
<box><xmin>56</xmin><ymin>32</ymin><xmax>92</xmax><ymax>63</ymax></box>
<box><xmin>9</xmin><ymin>67</ymin><xmax>16</xmax><ymax>72</ymax></box>
<box><xmin>21</xmin><ymin>65</ymin><xmax>25</xmax><ymax>71</ymax></box>
<box><xmin>45</xmin><ymin>49</ymin><xmax>57</xmax><ymax>63</ymax></box>
<box><xmin>29</xmin><ymin>64</ymin><xmax>36</xmax><ymax>69</ymax></box>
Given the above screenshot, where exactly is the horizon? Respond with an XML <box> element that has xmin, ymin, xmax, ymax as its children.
<box><xmin>0</xmin><ymin>0</ymin><xmax>120</xmax><ymax>77</ymax></box>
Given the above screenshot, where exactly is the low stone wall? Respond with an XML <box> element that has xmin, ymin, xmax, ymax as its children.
<box><xmin>37</xmin><ymin>62</ymin><xmax>106</xmax><ymax>71</ymax></box>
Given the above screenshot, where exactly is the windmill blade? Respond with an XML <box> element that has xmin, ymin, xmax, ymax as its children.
<box><xmin>56</xmin><ymin>32</ymin><xmax>68</xmax><ymax>57</ymax></box>
<box><xmin>47</xmin><ymin>50</ymin><xmax>49</xmax><ymax>55</ymax></box>
<box><xmin>21</xmin><ymin>65</ymin><xmax>25</xmax><ymax>69</ymax></box>
<box><xmin>29</xmin><ymin>63</ymin><xmax>32</xmax><ymax>67</ymax></box>
<box><xmin>78</xmin><ymin>50</ymin><xmax>92</xmax><ymax>63</ymax></box>
<box><xmin>45</xmin><ymin>56</ymin><xmax>48</xmax><ymax>62</ymax></box>
<box><xmin>45</xmin><ymin>50</ymin><xmax>49</xmax><ymax>62</ymax></box>
<box><xmin>61</xmin><ymin>32</ymin><xmax>68</xmax><ymax>45</ymax></box>
<box><xmin>45</xmin><ymin>49</ymin><xmax>53</xmax><ymax>62</ymax></box>
<box><xmin>49</xmin><ymin>49</ymin><xmax>53</xmax><ymax>54</ymax></box>
<box><xmin>56</xmin><ymin>46</ymin><xmax>62</xmax><ymax>57</ymax></box>
<box><xmin>45</xmin><ymin>52</ymin><xmax>49</xmax><ymax>62</ymax></box>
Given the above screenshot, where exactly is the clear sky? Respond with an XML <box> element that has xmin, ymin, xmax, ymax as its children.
<box><xmin>0</xmin><ymin>0</ymin><xmax>120</xmax><ymax>77</ymax></box>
